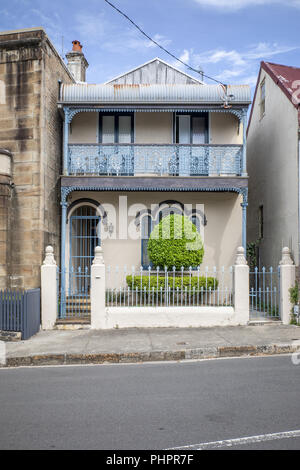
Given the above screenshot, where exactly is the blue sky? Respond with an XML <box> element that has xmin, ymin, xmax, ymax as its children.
<box><xmin>1</xmin><ymin>0</ymin><xmax>300</xmax><ymax>93</ymax></box>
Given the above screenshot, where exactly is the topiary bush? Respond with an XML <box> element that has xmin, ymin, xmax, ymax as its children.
<box><xmin>147</xmin><ymin>214</ymin><xmax>204</xmax><ymax>269</ymax></box>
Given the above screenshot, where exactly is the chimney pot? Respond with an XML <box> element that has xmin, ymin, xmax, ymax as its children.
<box><xmin>72</xmin><ymin>40</ymin><xmax>82</xmax><ymax>52</ymax></box>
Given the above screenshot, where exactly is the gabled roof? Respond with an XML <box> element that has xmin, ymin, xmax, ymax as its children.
<box><xmin>248</xmin><ymin>61</ymin><xmax>300</xmax><ymax>132</ymax></box>
<box><xmin>105</xmin><ymin>57</ymin><xmax>204</xmax><ymax>85</ymax></box>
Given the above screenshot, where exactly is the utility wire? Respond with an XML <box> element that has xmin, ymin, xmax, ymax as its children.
<box><xmin>104</xmin><ymin>0</ymin><xmax>227</xmax><ymax>87</ymax></box>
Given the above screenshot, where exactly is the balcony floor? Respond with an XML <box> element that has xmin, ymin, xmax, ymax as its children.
<box><xmin>61</xmin><ymin>175</ymin><xmax>248</xmax><ymax>193</ymax></box>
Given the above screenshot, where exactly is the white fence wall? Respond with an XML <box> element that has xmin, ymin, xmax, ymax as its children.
<box><xmin>41</xmin><ymin>246</ymin><xmax>296</xmax><ymax>330</ymax></box>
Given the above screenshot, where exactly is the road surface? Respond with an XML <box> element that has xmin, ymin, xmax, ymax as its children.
<box><xmin>0</xmin><ymin>355</ymin><xmax>299</xmax><ymax>450</ymax></box>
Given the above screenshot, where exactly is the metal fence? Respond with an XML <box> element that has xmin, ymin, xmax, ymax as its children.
<box><xmin>0</xmin><ymin>288</ymin><xmax>40</xmax><ymax>340</ymax></box>
<box><xmin>106</xmin><ymin>266</ymin><xmax>233</xmax><ymax>308</ymax></box>
<box><xmin>249</xmin><ymin>267</ymin><xmax>280</xmax><ymax>320</ymax></box>
<box><xmin>57</xmin><ymin>267</ymin><xmax>91</xmax><ymax>319</ymax></box>
<box><xmin>68</xmin><ymin>143</ymin><xmax>243</xmax><ymax>177</ymax></box>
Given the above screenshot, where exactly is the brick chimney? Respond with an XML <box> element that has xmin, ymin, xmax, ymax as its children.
<box><xmin>66</xmin><ymin>40</ymin><xmax>89</xmax><ymax>82</ymax></box>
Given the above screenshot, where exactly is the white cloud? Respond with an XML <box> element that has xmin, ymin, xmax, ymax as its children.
<box><xmin>172</xmin><ymin>42</ymin><xmax>299</xmax><ymax>87</ymax></box>
<box><xmin>193</xmin><ymin>0</ymin><xmax>300</xmax><ymax>11</ymax></box>
<box><xmin>145</xmin><ymin>34</ymin><xmax>172</xmax><ymax>49</ymax></box>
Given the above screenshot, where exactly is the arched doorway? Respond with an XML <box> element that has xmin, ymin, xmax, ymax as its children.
<box><xmin>69</xmin><ymin>205</ymin><xmax>101</xmax><ymax>294</ymax></box>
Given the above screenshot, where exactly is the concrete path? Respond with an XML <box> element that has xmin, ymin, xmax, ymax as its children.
<box><xmin>2</xmin><ymin>324</ymin><xmax>300</xmax><ymax>367</ymax></box>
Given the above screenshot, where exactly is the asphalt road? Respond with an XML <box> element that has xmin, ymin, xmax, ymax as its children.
<box><xmin>0</xmin><ymin>355</ymin><xmax>300</xmax><ymax>450</ymax></box>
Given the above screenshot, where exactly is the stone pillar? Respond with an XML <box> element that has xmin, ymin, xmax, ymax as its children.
<box><xmin>41</xmin><ymin>246</ymin><xmax>57</xmax><ymax>330</ymax></box>
<box><xmin>279</xmin><ymin>247</ymin><xmax>296</xmax><ymax>325</ymax></box>
<box><xmin>233</xmin><ymin>246</ymin><xmax>249</xmax><ymax>325</ymax></box>
<box><xmin>0</xmin><ymin>149</ymin><xmax>13</xmax><ymax>289</ymax></box>
<box><xmin>91</xmin><ymin>246</ymin><xmax>106</xmax><ymax>330</ymax></box>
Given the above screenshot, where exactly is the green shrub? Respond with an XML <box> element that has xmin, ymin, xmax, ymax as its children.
<box><xmin>147</xmin><ymin>214</ymin><xmax>204</xmax><ymax>269</ymax></box>
<box><xmin>126</xmin><ymin>275</ymin><xmax>218</xmax><ymax>291</ymax></box>
<box><xmin>289</xmin><ymin>284</ymin><xmax>299</xmax><ymax>325</ymax></box>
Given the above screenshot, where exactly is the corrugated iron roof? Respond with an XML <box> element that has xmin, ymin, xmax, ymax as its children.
<box><xmin>60</xmin><ymin>83</ymin><xmax>251</xmax><ymax>104</ymax></box>
<box><xmin>263</xmin><ymin>62</ymin><xmax>300</xmax><ymax>109</ymax></box>
<box><xmin>248</xmin><ymin>61</ymin><xmax>300</xmax><ymax>132</ymax></box>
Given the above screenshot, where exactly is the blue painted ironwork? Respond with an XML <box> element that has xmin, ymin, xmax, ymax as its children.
<box><xmin>68</xmin><ymin>143</ymin><xmax>243</xmax><ymax>177</ymax></box>
<box><xmin>64</xmin><ymin>106</ymin><xmax>248</xmax><ymax>123</ymax></box>
<box><xmin>63</xmin><ymin>108</ymin><xmax>71</xmax><ymax>175</ymax></box>
<box><xmin>59</xmin><ymin>206</ymin><xmax>101</xmax><ymax>319</ymax></box>
<box><xmin>242</xmin><ymin>108</ymin><xmax>248</xmax><ymax>176</ymax></box>
<box><xmin>240</xmin><ymin>187</ymin><xmax>248</xmax><ymax>252</ymax></box>
<box><xmin>60</xmin><ymin>200</ymin><xmax>68</xmax><ymax>318</ymax></box>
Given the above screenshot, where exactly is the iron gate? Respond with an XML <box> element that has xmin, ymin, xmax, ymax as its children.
<box><xmin>59</xmin><ymin>206</ymin><xmax>101</xmax><ymax>319</ymax></box>
<box><xmin>249</xmin><ymin>267</ymin><xmax>281</xmax><ymax>320</ymax></box>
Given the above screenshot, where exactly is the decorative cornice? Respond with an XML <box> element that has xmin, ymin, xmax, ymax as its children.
<box><xmin>240</xmin><ymin>187</ymin><xmax>248</xmax><ymax>206</ymax></box>
<box><xmin>61</xmin><ymin>184</ymin><xmax>248</xmax><ymax>203</ymax></box>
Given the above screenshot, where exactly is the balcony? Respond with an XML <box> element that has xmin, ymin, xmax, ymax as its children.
<box><xmin>68</xmin><ymin>144</ymin><xmax>243</xmax><ymax>177</ymax></box>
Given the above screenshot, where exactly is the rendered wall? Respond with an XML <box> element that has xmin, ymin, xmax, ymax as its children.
<box><xmin>66</xmin><ymin>191</ymin><xmax>242</xmax><ymax>280</ymax></box>
<box><xmin>247</xmin><ymin>68</ymin><xmax>299</xmax><ymax>268</ymax></box>
<box><xmin>69</xmin><ymin>111</ymin><xmax>242</xmax><ymax>145</ymax></box>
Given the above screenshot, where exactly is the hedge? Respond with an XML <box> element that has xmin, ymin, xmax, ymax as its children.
<box><xmin>126</xmin><ymin>275</ymin><xmax>219</xmax><ymax>291</ymax></box>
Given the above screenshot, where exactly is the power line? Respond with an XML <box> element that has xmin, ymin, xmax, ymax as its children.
<box><xmin>104</xmin><ymin>0</ymin><xmax>227</xmax><ymax>87</ymax></box>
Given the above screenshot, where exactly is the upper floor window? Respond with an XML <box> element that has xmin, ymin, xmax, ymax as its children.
<box><xmin>175</xmin><ymin>113</ymin><xmax>208</xmax><ymax>144</ymax></box>
<box><xmin>260</xmin><ymin>79</ymin><xmax>266</xmax><ymax>119</ymax></box>
<box><xmin>99</xmin><ymin>114</ymin><xmax>134</xmax><ymax>144</ymax></box>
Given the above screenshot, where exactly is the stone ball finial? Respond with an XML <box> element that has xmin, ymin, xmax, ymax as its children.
<box><xmin>43</xmin><ymin>245</ymin><xmax>56</xmax><ymax>266</ymax></box>
<box><xmin>235</xmin><ymin>246</ymin><xmax>247</xmax><ymax>265</ymax></box>
<box><xmin>280</xmin><ymin>247</ymin><xmax>294</xmax><ymax>265</ymax></box>
<box><xmin>93</xmin><ymin>246</ymin><xmax>104</xmax><ymax>265</ymax></box>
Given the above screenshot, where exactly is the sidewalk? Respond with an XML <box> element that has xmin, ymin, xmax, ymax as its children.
<box><xmin>2</xmin><ymin>324</ymin><xmax>300</xmax><ymax>367</ymax></box>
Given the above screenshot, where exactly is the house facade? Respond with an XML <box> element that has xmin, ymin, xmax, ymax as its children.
<box><xmin>59</xmin><ymin>50</ymin><xmax>250</xmax><ymax>312</ymax></box>
<box><xmin>247</xmin><ymin>61</ymin><xmax>300</xmax><ymax>270</ymax></box>
<box><xmin>0</xmin><ymin>28</ymin><xmax>251</xmax><ymax>321</ymax></box>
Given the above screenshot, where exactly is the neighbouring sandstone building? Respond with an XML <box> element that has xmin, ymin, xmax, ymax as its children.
<box><xmin>0</xmin><ymin>27</ymin><xmax>74</xmax><ymax>289</ymax></box>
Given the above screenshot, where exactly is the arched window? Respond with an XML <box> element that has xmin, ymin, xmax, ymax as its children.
<box><xmin>157</xmin><ymin>200</ymin><xmax>183</xmax><ymax>224</ymax></box>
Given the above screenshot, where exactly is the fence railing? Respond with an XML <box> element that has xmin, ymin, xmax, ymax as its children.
<box><xmin>68</xmin><ymin>143</ymin><xmax>243</xmax><ymax>177</ymax></box>
<box><xmin>249</xmin><ymin>267</ymin><xmax>280</xmax><ymax>319</ymax></box>
<box><xmin>106</xmin><ymin>266</ymin><xmax>233</xmax><ymax>308</ymax></box>
<box><xmin>0</xmin><ymin>288</ymin><xmax>41</xmax><ymax>340</ymax></box>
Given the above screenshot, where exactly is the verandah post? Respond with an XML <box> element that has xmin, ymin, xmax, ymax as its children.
<box><xmin>279</xmin><ymin>247</ymin><xmax>296</xmax><ymax>325</ymax></box>
<box><xmin>91</xmin><ymin>246</ymin><xmax>106</xmax><ymax>329</ymax></box>
<box><xmin>233</xmin><ymin>246</ymin><xmax>249</xmax><ymax>325</ymax></box>
<box><xmin>41</xmin><ymin>246</ymin><xmax>57</xmax><ymax>330</ymax></box>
